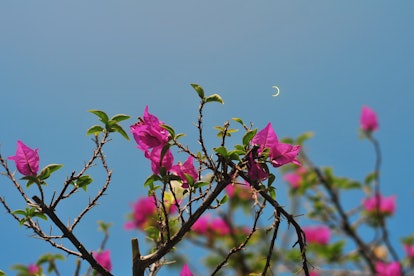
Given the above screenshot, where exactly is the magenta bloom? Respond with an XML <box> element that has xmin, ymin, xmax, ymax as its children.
<box><xmin>360</xmin><ymin>106</ymin><xmax>379</xmax><ymax>132</ymax></box>
<box><xmin>284</xmin><ymin>172</ymin><xmax>302</xmax><ymax>188</ymax></box>
<box><xmin>92</xmin><ymin>250</ymin><xmax>112</xmax><ymax>272</ymax></box>
<box><xmin>375</xmin><ymin>261</ymin><xmax>401</xmax><ymax>276</ymax></box>
<box><xmin>303</xmin><ymin>225</ymin><xmax>330</xmax><ymax>245</ymax></box>
<box><xmin>192</xmin><ymin>215</ymin><xmax>210</xmax><ymax>234</ymax></box>
<box><xmin>247</xmin><ymin>153</ymin><xmax>268</xmax><ymax>182</ymax></box>
<box><xmin>225</xmin><ymin>181</ymin><xmax>252</xmax><ymax>200</ymax></box>
<box><xmin>8</xmin><ymin>140</ymin><xmax>40</xmax><ymax>176</ymax></box>
<box><xmin>363</xmin><ymin>194</ymin><xmax>396</xmax><ymax>216</ymax></box>
<box><xmin>404</xmin><ymin>244</ymin><xmax>414</xmax><ymax>258</ymax></box>
<box><xmin>210</xmin><ymin>217</ymin><xmax>231</xmax><ymax>235</ymax></box>
<box><xmin>27</xmin><ymin>263</ymin><xmax>40</xmax><ymax>275</ymax></box>
<box><xmin>171</xmin><ymin>156</ymin><xmax>198</xmax><ymax>188</ymax></box>
<box><xmin>145</xmin><ymin>146</ymin><xmax>174</xmax><ymax>174</ymax></box>
<box><xmin>192</xmin><ymin>215</ymin><xmax>230</xmax><ymax>236</ymax></box>
<box><xmin>180</xmin><ymin>264</ymin><xmax>194</xmax><ymax>276</ymax></box>
<box><xmin>130</xmin><ymin>106</ymin><xmax>169</xmax><ymax>152</ymax></box>
<box><xmin>251</xmin><ymin>123</ymin><xmax>301</xmax><ymax>167</ymax></box>
<box><xmin>125</xmin><ymin>196</ymin><xmax>157</xmax><ymax>230</ymax></box>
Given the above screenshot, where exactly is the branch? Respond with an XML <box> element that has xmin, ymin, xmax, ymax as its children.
<box><xmin>32</xmin><ymin>196</ymin><xmax>113</xmax><ymax>276</ymax></box>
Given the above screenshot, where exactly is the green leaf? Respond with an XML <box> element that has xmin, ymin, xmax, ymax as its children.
<box><xmin>89</xmin><ymin>110</ymin><xmax>109</xmax><ymax>124</ymax></box>
<box><xmin>192</xmin><ymin>181</ymin><xmax>210</xmax><ymax>188</ymax></box>
<box><xmin>296</xmin><ymin>131</ymin><xmax>314</xmax><ymax>145</ymax></box>
<box><xmin>175</xmin><ymin>133</ymin><xmax>186</xmax><ymax>140</ymax></box>
<box><xmin>0</xmin><ymin>269</ymin><xmax>5</xmax><ymax>276</ymax></box>
<box><xmin>214</xmin><ymin>146</ymin><xmax>228</xmax><ymax>158</ymax></box>
<box><xmin>34</xmin><ymin>212</ymin><xmax>48</xmax><ymax>221</ymax></box>
<box><xmin>267</xmin><ymin>173</ymin><xmax>276</xmax><ymax>186</ymax></box>
<box><xmin>232</xmin><ymin>117</ymin><xmax>244</xmax><ymax>125</ymax></box>
<box><xmin>219</xmin><ymin>195</ymin><xmax>228</xmax><ymax>205</ymax></box>
<box><xmin>108</xmin><ymin>123</ymin><xmax>130</xmax><ymax>140</ymax></box>
<box><xmin>21</xmin><ymin>175</ymin><xmax>38</xmax><ymax>187</ymax></box>
<box><xmin>12</xmin><ymin>209</ymin><xmax>27</xmax><ymax>216</ymax></box>
<box><xmin>39</xmin><ymin>164</ymin><xmax>63</xmax><ymax>181</ymax></box>
<box><xmin>190</xmin><ymin>83</ymin><xmax>205</xmax><ymax>99</ymax></box>
<box><xmin>144</xmin><ymin>174</ymin><xmax>162</xmax><ymax>188</ymax></box>
<box><xmin>242</xmin><ymin>129</ymin><xmax>257</xmax><ymax>146</ymax></box>
<box><xmin>161</xmin><ymin>124</ymin><xmax>175</xmax><ymax>138</ymax></box>
<box><xmin>110</xmin><ymin>114</ymin><xmax>130</xmax><ymax>123</ymax></box>
<box><xmin>364</xmin><ymin>171</ymin><xmax>378</xmax><ymax>185</ymax></box>
<box><xmin>205</xmin><ymin>94</ymin><xmax>224</xmax><ymax>104</ymax></box>
<box><xmin>76</xmin><ymin>175</ymin><xmax>93</xmax><ymax>191</ymax></box>
<box><xmin>86</xmin><ymin>125</ymin><xmax>104</xmax><ymax>136</ymax></box>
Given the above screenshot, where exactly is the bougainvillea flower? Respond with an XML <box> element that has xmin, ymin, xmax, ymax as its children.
<box><xmin>225</xmin><ymin>181</ymin><xmax>252</xmax><ymax>200</ymax></box>
<box><xmin>27</xmin><ymin>263</ymin><xmax>40</xmax><ymax>275</ymax></box>
<box><xmin>130</xmin><ymin>106</ymin><xmax>169</xmax><ymax>152</ymax></box>
<box><xmin>192</xmin><ymin>215</ymin><xmax>230</xmax><ymax>236</ymax></box>
<box><xmin>145</xmin><ymin>146</ymin><xmax>174</xmax><ymax>174</ymax></box>
<box><xmin>125</xmin><ymin>196</ymin><xmax>157</xmax><ymax>230</ymax></box>
<box><xmin>284</xmin><ymin>167</ymin><xmax>307</xmax><ymax>188</ymax></box>
<box><xmin>404</xmin><ymin>244</ymin><xmax>414</xmax><ymax>258</ymax></box>
<box><xmin>247</xmin><ymin>153</ymin><xmax>268</xmax><ymax>182</ymax></box>
<box><xmin>8</xmin><ymin>140</ymin><xmax>40</xmax><ymax>176</ymax></box>
<box><xmin>303</xmin><ymin>225</ymin><xmax>330</xmax><ymax>245</ymax></box>
<box><xmin>363</xmin><ymin>194</ymin><xmax>396</xmax><ymax>216</ymax></box>
<box><xmin>375</xmin><ymin>261</ymin><xmax>401</xmax><ymax>276</ymax></box>
<box><xmin>171</xmin><ymin>156</ymin><xmax>198</xmax><ymax>188</ymax></box>
<box><xmin>192</xmin><ymin>215</ymin><xmax>210</xmax><ymax>234</ymax></box>
<box><xmin>360</xmin><ymin>106</ymin><xmax>379</xmax><ymax>132</ymax></box>
<box><xmin>92</xmin><ymin>250</ymin><xmax>112</xmax><ymax>272</ymax></box>
<box><xmin>210</xmin><ymin>217</ymin><xmax>231</xmax><ymax>235</ymax></box>
<box><xmin>251</xmin><ymin>123</ymin><xmax>301</xmax><ymax>167</ymax></box>
<box><xmin>180</xmin><ymin>264</ymin><xmax>194</xmax><ymax>276</ymax></box>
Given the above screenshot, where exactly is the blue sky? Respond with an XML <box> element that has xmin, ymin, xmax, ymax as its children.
<box><xmin>0</xmin><ymin>1</ymin><xmax>413</xmax><ymax>275</ymax></box>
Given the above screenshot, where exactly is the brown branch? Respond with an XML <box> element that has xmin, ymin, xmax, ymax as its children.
<box><xmin>32</xmin><ymin>196</ymin><xmax>113</xmax><ymax>276</ymax></box>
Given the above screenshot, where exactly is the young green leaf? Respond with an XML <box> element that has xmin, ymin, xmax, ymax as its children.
<box><xmin>89</xmin><ymin>110</ymin><xmax>109</xmax><ymax>124</ymax></box>
<box><xmin>232</xmin><ymin>117</ymin><xmax>244</xmax><ymax>125</ymax></box>
<box><xmin>87</xmin><ymin>125</ymin><xmax>104</xmax><ymax>136</ymax></box>
<box><xmin>110</xmin><ymin>114</ymin><xmax>130</xmax><ymax>123</ymax></box>
<box><xmin>205</xmin><ymin>94</ymin><xmax>224</xmax><ymax>104</ymax></box>
<box><xmin>190</xmin><ymin>83</ymin><xmax>205</xmax><ymax>99</ymax></box>
<box><xmin>108</xmin><ymin>123</ymin><xmax>130</xmax><ymax>140</ymax></box>
<box><xmin>242</xmin><ymin>129</ymin><xmax>257</xmax><ymax>146</ymax></box>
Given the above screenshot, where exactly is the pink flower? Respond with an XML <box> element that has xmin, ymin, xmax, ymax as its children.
<box><xmin>375</xmin><ymin>261</ymin><xmax>401</xmax><ymax>276</ymax></box>
<box><xmin>125</xmin><ymin>196</ymin><xmax>157</xmax><ymax>230</ymax></box>
<box><xmin>171</xmin><ymin>156</ymin><xmax>198</xmax><ymax>188</ymax></box>
<box><xmin>145</xmin><ymin>146</ymin><xmax>174</xmax><ymax>174</ymax></box>
<box><xmin>130</xmin><ymin>106</ymin><xmax>169</xmax><ymax>152</ymax></box>
<box><xmin>180</xmin><ymin>263</ymin><xmax>194</xmax><ymax>276</ymax></box>
<box><xmin>246</xmin><ymin>153</ymin><xmax>268</xmax><ymax>181</ymax></box>
<box><xmin>8</xmin><ymin>140</ymin><xmax>40</xmax><ymax>176</ymax></box>
<box><xmin>251</xmin><ymin>123</ymin><xmax>301</xmax><ymax>168</ymax></box>
<box><xmin>225</xmin><ymin>181</ymin><xmax>252</xmax><ymax>200</ymax></box>
<box><xmin>210</xmin><ymin>217</ymin><xmax>231</xmax><ymax>235</ymax></box>
<box><xmin>360</xmin><ymin>106</ymin><xmax>379</xmax><ymax>132</ymax></box>
<box><xmin>284</xmin><ymin>167</ymin><xmax>307</xmax><ymax>188</ymax></box>
<box><xmin>192</xmin><ymin>215</ymin><xmax>230</xmax><ymax>236</ymax></box>
<box><xmin>363</xmin><ymin>194</ymin><xmax>396</xmax><ymax>216</ymax></box>
<box><xmin>303</xmin><ymin>225</ymin><xmax>330</xmax><ymax>245</ymax></box>
<box><xmin>27</xmin><ymin>263</ymin><xmax>40</xmax><ymax>275</ymax></box>
<box><xmin>192</xmin><ymin>215</ymin><xmax>210</xmax><ymax>234</ymax></box>
<box><xmin>93</xmin><ymin>250</ymin><xmax>112</xmax><ymax>272</ymax></box>
<box><xmin>404</xmin><ymin>244</ymin><xmax>414</xmax><ymax>258</ymax></box>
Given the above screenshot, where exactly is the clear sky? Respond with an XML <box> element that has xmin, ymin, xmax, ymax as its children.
<box><xmin>0</xmin><ymin>1</ymin><xmax>413</xmax><ymax>275</ymax></box>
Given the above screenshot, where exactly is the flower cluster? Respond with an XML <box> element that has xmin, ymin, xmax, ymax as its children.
<box><xmin>130</xmin><ymin>107</ymin><xmax>197</xmax><ymax>188</ymax></box>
